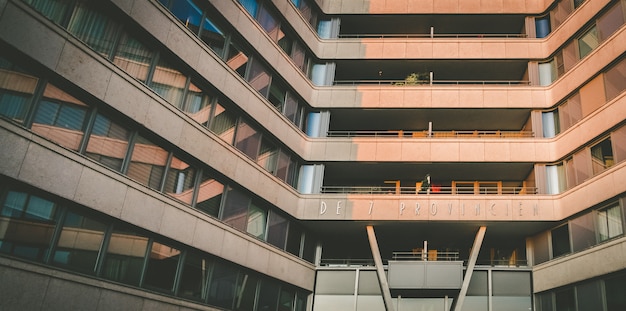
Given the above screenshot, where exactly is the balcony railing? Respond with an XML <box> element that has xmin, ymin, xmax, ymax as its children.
<box><xmin>327</xmin><ymin>130</ymin><xmax>535</xmax><ymax>138</ymax></box>
<box><xmin>320</xmin><ymin>185</ymin><xmax>537</xmax><ymax>195</ymax></box>
<box><xmin>392</xmin><ymin>251</ymin><xmax>460</xmax><ymax>261</ymax></box>
<box><xmin>333</xmin><ymin>79</ymin><xmax>532</xmax><ymax>86</ymax></box>
<box><xmin>338</xmin><ymin>33</ymin><xmax>528</xmax><ymax>39</ymax></box>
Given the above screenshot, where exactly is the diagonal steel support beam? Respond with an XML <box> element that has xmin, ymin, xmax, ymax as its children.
<box><xmin>454</xmin><ymin>226</ymin><xmax>487</xmax><ymax>311</ymax></box>
<box><xmin>366</xmin><ymin>225</ymin><xmax>395</xmax><ymax>311</ymax></box>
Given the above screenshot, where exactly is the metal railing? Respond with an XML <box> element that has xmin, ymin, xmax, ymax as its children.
<box><xmin>320</xmin><ymin>185</ymin><xmax>537</xmax><ymax>195</ymax></box>
<box><xmin>326</xmin><ymin>130</ymin><xmax>535</xmax><ymax>138</ymax></box>
<box><xmin>392</xmin><ymin>251</ymin><xmax>460</xmax><ymax>261</ymax></box>
<box><xmin>319</xmin><ymin>258</ymin><xmax>376</xmax><ymax>267</ymax></box>
<box><xmin>338</xmin><ymin>33</ymin><xmax>528</xmax><ymax>39</ymax></box>
<box><xmin>333</xmin><ymin>79</ymin><xmax>532</xmax><ymax>86</ymax></box>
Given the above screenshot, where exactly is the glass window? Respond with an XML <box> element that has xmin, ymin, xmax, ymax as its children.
<box><xmin>200</xmin><ymin>12</ymin><xmax>227</xmax><ymax>56</ymax></box>
<box><xmin>467</xmin><ymin>270</ymin><xmax>488</xmax><ymax>296</ymax></box>
<box><xmin>492</xmin><ymin>271</ymin><xmax>531</xmax><ymax>296</ymax></box>
<box><xmin>0</xmin><ymin>57</ymin><xmax>39</xmax><ymax>123</ymax></box>
<box><xmin>32</xmin><ymin>85</ymin><xmax>88</xmax><ymax>151</ymax></box>
<box><xmin>536</xmin><ymin>292</ymin><xmax>553</xmax><ymax>311</ymax></box>
<box><xmin>0</xmin><ymin>191</ymin><xmax>58</xmax><ymax>261</ymax></box>
<box><xmin>178</xmin><ymin>251</ymin><xmax>211</xmax><ymax>301</ymax></box>
<box><xmin>315</xmin><ymin>270</ymin><xmax>356</xmax><ymax>295</ymax></box>
<box><xmin>605</xmin><ymin>272</ymin><xmax>626</xmax><ymax>311</ymax></box>
<box><xmin>143</xmin><ymin>240</ymin><xmax>181</xmax><ymax>293</ymax></box>
<box><xmin>234</xmin><ymin>119</ymin><xmax>262</xmax><ymax>160</ymax></box>
<box><xmin>85</xmin><ymin>112</ymin><xmax>131</xmax><ymax>171</ymax></box>
<box><xmin>163</xmin><ymin>155</ymin><xmax>197</xmax><ymax>205</ymax></box>
<box><xmin>358</xmin><ymin>270</ymin><xmax>381</xmax><ymax>295</ymax></box>
<box><xmin>150</xmin><ymin>57</ymin><xmax>187</xmax><ymax>107</ymax></box>
<box><xmin>279</xmin><ymin>286</ymin><xmax>295</xmax><ymax>311</ymax></box>
<box><xmin>542</xmin><ymin>109</ymin><xmax>560</xmax><ymax>138</ymax></box>
<box><xmin>233</xmin><ymin>271</ymin><xmax>259</xmax><ymax>311</ymax></box>
<box><xmin>597</xmin><ymin>1</ymin><xmax>625</xmax><ymax>41</ymax></box>
<box><xmin>170</xmin><ymin>0</ymin><xmax>202</xmax><ymax>35</ymax></box>
<box><xmin>291</xmin><ymin>42</ymin><xmax>307</xmax><ymax>72</ymax></box>
<box><xmin>257</xmin><ymin>279</ymin><xmax>280</xmax><ymax>311</ymax></box>
<box><xmin>578</xmin><ymin>26</ymin><xmax>599</xmax><ymax>59</ymax></box>
<box><xmin>287</xmin><ymin>157</ymin><xmax>300</xmax><ymax>188</ymax></box>
<box><xmin>275</xmin><ymin>150</ymin><xmax>290</xmax><ymax>182</ymax></box>
<box><xmin>209</xmin><ymin>102</ymin><xmax>237</xmax><ymax>144</ymax></box>
<box><xmin>66</xmin><ymin>1</ymin><xmax>120</xmax><ymax>57</ymax></box>
<box><xmin>597</xmin><ymin>203</ymin><xmax>623</xmax><ymax>242</ymax></box>
<box><xmin>246</xmin><ymin>202</ymin><xmax>267</xmax><ymax>239</ymax></box>
<box><xmin>267</xmin><ymin>211</ymin><xmax>288</xmax><ymax>249</ymax></box>
<box><xmin>604</xmin><ymin>57</ymin><xmax>626</xmax><ymax>101</ymax></box>
<box><xmin>22</xmin><ymin>0</ymin><xmax>73</xmax><ymax>25</ymax></box>
<box><xmin>101</xmin><ymin>223</ymin><xmax>149</xmax><ymax>286</ymax></box>
<box><xmin>113</xmin><ymin>32</ymin><xmax>154</xmax><ymax>83</ymax></box>
<box><xmin>554</xmin><ymin>287</ymin><xmax>575</xmax><ymax>311</ymax></box>
<box><xmin>295</xmin><ymin>291</ymin><xmax>307</xmax><ymax>311</ymax></box>
<box><xmin>239</xmin><ymin>0</ymin><xmax>258</xmax><ymax>17</ymax></box>
<box><xmin>576</xmin><ymin>280</ymin><xmax>603</xmax><ymax>311</ymax></box>
<box><xmin>207</xmin><ymin>260</ymin><xmax>239</xmax><ymax>309</ymax></box>
<box><xmin>570</xmin><ymin>212</ymin><xmax>596</xmax><ymax>252</ymax></box>
<box><xmin>52</xmin><ymin>209</ymin><xmax>107</xmax><ymax>275</ymax></box>
<box><xmin>536</xmin><ymin>15</ymin><xmax>551</xmax><ymax>38</ymax></box>
<box><xmin>257</xmin><ymin>137</ymin><xmax>278</xmax><ymax>175</ymax></box>
<box><xmin>183</xmin><ymin>80</ymin><xmax>213</xmax><ymax>124</ymax></box>
<box><xmin>546</xmin><ymin>163</ymin><xmax>566</xmax><ymax>194</ymax></box>
<box><xmin>268</xmin><ymin>80</ymin><xmax>287</xmax><ymax>112</ymax></box>
<box><xmin>221</xmin><ymin>187</ymin><xmax>249</xmax><ymax>231</ymax></box>
<box><xmin>551</xmin><ymin>224</ymin><xmax>571</xmax><ymax>258</ymax></box>
<box><xmin>257</xmin><ymin>4</ymin><xmax>280</xmax><ymax>42</ymax></box>
<box><xmin>247</xmin><ymin>58</ymin><xmax>271</xmax><ymax>97</ymax></box>
<box><xmin>591</xmin><ymin>137</ymin><xmax>614</xmax><ymax>174</ymax></box>
<box><xmin>126</xmin><ymin>135</ymin><xmax>168</xmax><ymax>190</ymax></box>
<box><xmin>302</xmin><ymin>233</ymin><xmax>316</xmax><ymax>262</ymax></box>
<box><xmin>225</xmin><ymin>42</ymin><xmax>249</xmax><ymax>77</ymax></box>
<box><xmin>195</xmin><ymin>170</ymin><xmax>224</xmax><ymax>217</ymax></box>
<box><xmin>286</xmin><ymin>223</ymin><xmax>302</xmax><ymax>257</ymax></box>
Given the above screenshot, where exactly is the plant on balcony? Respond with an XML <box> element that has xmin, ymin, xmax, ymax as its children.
<box><xmin>394</xmin><ymin>72</ymin><xmax>430</xmax><ymax>85</ymax></box>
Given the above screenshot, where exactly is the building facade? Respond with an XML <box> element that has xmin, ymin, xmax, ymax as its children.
<box><xmin>0</xmin><ymin>0</ymin><xmax>625</xmax><ymax>310</ymax></box>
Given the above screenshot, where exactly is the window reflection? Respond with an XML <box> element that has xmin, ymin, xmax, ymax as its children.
<box><xmin>113</xmin><ymin>32</ymin><xmax>154</xmax><ymax>83</ymax></box>
<box><xmin>179</xmin><ymin>251</ymin><xmax>211</xmax><ymax>301</ymax></box>
<box><xmin>67</xmin><ymin>1</ymin><xmax>120</xmax><ymax>57</ymax></box>
<box><xmin>101</xmin><ymin>224</ymin><xmax>149</xmax><ymax>286</ymax></box>
<box><xmin>209</xmin><ymin>102</ymin><xmax>237</xmax><ymax>144</ymax></box>
<box><xmin>150</xmin><ymin>58</ymin><xmax>187</xmax><ymax>106</ymax></box>
<box><xmin>164</xmin><ymin>155</ymin><xmax>197</xmax><ymax>205</ymax></box>
<box><xmin>183</xmin><ymin>80</ymin><xmax>212</xmax><ymax>123</ymax></box>
<box><xmin>85</xmin><ymin>113</ymin><xmax>131</xmax><ymax>171</ymax></box>
<box><xmin>0</xmin><ymin>57</ymin><xmax>39</xmax><ymax>123</ymax></box>
<box><xmin>127</xmin><ymin>135</ymin><xmax>168</xmax><ymax>190</ymax></box>
<box><xmin>207</xmin><ymin>260</ymin><xmax>239</xmax><ymax>309</ymax></box>
<box><xmin>144</xmin><ymin>241</ymin><xmax>181</xmax><ymax>292</ymax></box>
<box><xmin>195</xmin><ymin>171</ymin><xmax>224</xmax><ymax>217</ymax></box>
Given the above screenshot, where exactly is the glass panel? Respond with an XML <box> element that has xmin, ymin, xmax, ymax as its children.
<box><xmin>551</xmin><ymin>224</ymin><xmax>570</xmax><ymax>258</ymax></box>
<box><xmin>576</xmin><ymin>280</ymin><xmax>603</xmax><ymax>311</ymax></box>
<box><xmin>225</xmin><ymin>42</ymin><xmax>249</xmax><ymax>77</ymax></box>
<box><xmin>268</xmin><ymin>80</ymin><xmax>287</xmax><ymax>112</ymax></box>
<box><xmin>0</xmin><ymin>57</ymin><xmax>39</xmax><ymax>123</ymax></box>
<box><xmin>284</xmin><ymin>92</ymin><xmax>299</xmax><ymax>123</ymax></box>
<box><xmin>546</xmin><ymin>164</ymin><xmax>566</xmax><ymax>195</ymax></box>
<box><xmin>267</xmin><ymin>211</ymin><xmax>288</xmax><ymax>249</ymax></box>
<box><xmin>178</xmin><ymin>251</ymin><xmax>211</xmax><ymax>301</ymax></box>
<box><xmin>597</xmin><ymin>1</ymin><xmax>625</xmax><ymax>41</ymax></box>
<box><xmin>113</xmin><ymin>32</ymin><xmax>154</xmax><ymax>83</ymax></box>
<box><xmin>467</xmin><ymin>270</ymin><xmax>488</xmax><ymax>296</ymax></box>
<box><xmin>605</xmin><ymin>272</ymin><xmax>626</xmax><ymax>311</ymax></box>
<box><xmin>278</xmin><ymin>32</ymin><xmax>293</xmax><ymax>55</ymax></box>
<box><xmin>315</xmin><ymin>270</ymin><xmax>356</xmax><ymax>295</ymax></box>
<box><xmin>234</xmin><ymin>119</ymin><xmax>261</xmax><ymax>160</ymax></box>
<box><xmin>287</xmin><ymin>157</ymin><xmax>300</xmax><ymax>188</ymax></box>
<box><xmin>533</xmin><ymin>232</ymin><xmax>550</xmax><ymax>264</ymax></box>
<box><xmin>542</xmin><ymin>110</ymin><xmax>560</xmax><ymax>138</ymax></box>
<box><xmin>163</xmin><ymin>155</ymin><xmax>197</xmax><ymax>205</ymax></box>
<box><xmin>32</xmin><ymin>85</ymin><xmax>88</xmax><ymax>151</ymax></box>
<box><xmin>554</xmin><ymin>287</ymin><xmax>575</xmax><ymax>311</ymax></box>
<box><xmin>150</xmin><ymin>58</ymin><xmax>187</xmax><ymax>107</ymax></box>
<box><xmin>233</xmin><ymin>271</ymin><xmax>259</xmax><ymax>311</ymax></box>
<box><xmin>257</xmin><ymin>279</ymin><xmax>280</xmax><ymax>311</ymax></box>
<box><xmin>275</xmin><ymin>150</ymin><xmax>290</xmax><ymax>181</ymax></box>
<box><xmin>492</xmin><ymin>271</ymin><xmax>531</xmax><ymax>296</ymax></box>
<box><xmin>170</xmin><ymin>0</ymin><xmax>202</xmax><ymax>35</ymax></box>
<box><xmin>257</xmin><ymin>137</ymin><xmax>278</xmax><ymax>175</ymax></box>
<box><xmin>67</xmin><ymin>1</ymin><xmax>120</xmax><ymax>57</ymax></box>
<box><xmin>23</xmin><ymin>0</ymin><xmax>73</xmax><ymax>24</ymax></box>
<box><xmin>209</xmin><ymin>102</ymin><xmax>237</xmax><ymax>144</ymax></box>
<box><xmin>597</xmin><ymin>203</ymin><xmax>624</xmax><ymax>241</ymax></box>
<box><xmin>286</xmin><ymin>223</ymin><xmax>302</xmax><ymax>256</ymax></box>
<box><xmin>239</xmin><ymin>0</ymin><xmax>258</xmax><ymax>16</ymax></box>
<box><xmin>578</xmin><ymin>26</ymin><xmax>599</xmax><ymax>59</ymax></box>
<box><xmin>604</xmin><ymin>57</ymin><xmax>626</xmax><ymax>101</ymax></box>
<box><xmin>295</xmin><ymin>291</ymin><xmax>307</xmax><ymax>311</ymax></box>
<box><xmin>246</xmin><ymin>202</ymin><xmax>267</xmax><ymax>239</ymax></box>
<box><xmin>221</xmin><ymin>187</ymin><xmax>249</xmax><ymax>231</ymax></box>
<box><xmin>302</xmin><ymin>233</ymin><xmax>316</xmax><ymax>262</ymax></box>
<box><xmin>85</xmin><ymin>113</ymin><xmax>131</xmax><ymax>171</ymax></box>
<box><xmin>195</xmin><ymin>170</ymin><xmax>224</xmax><ymax>217</ymax></box>
<box><xmin>247</xmin><ymin>58</ymin><xmax>271</xmax><ymax>97</ymax></box>
<box><xmin>536</xmin><ymin>15</ymin><xmax>551</xmax><ymax>38</ymax></box>
<box><xmin>200</xmin><ymin>12</ymin><xmax>226</xmax><ymax>56</ymax></box>
<box><xmin>52</xmin><ymin>209</ymin><xmax>107</xmax><ymax>275</ymax></box>
<box><xmin>536</xmin><ymin>291</ymin><xmax>553</xmax><ymax>311</ymax></box>
<box><xmin>291</xmin><ymin>42</ymin><xmax>306</xmax><ymax>72</ymax></box>
<box><xmin>570</xmin><ymin>212</ymin><xmax>596</xmax><ymax>252</ymax></box>
<box><xmin>257</xmin><ymin>4</ymin><xmax>280</xmax><ymax>42</ymax></box>
<box><xmin>0</xmin><ymin>191</ymin><xmax>58</xmax><ymax>261</ymax></box>
<box><xmin>358</xmin><ymin>270</ymin><xmax>381</xmax><ymax>295</ymax></box>
<box><xmin>143</xmin><ymin>241</ymin><xmax>181</xmax><ymax>293</ymax></box>
<box><xmin>101</xmin><ymin>224</ymin><xmax>148</xmax><ymax>286</ymax></box>
<box><xmin>207</xmin><ymin>260</ymin><xmax>239</xmax><ymax>309</ymax></box>
<box><xmin>183</xmin><ymin>80</ymin><xmax>212</xmax><ymax>124</ymax></box>
<box><xmin>127</xmin><ymin>135</ymin><xmax>168</xmax><ymax>190</ymax></box>
<box><xmin>279</xmin><ymin>287</ymin><xmax>295</xmax><ymax>311</ymax></box>
<box><xmin>591</xmin><ymin>138</ymin><xmax>614</xmax><ymax>174</ymax></box>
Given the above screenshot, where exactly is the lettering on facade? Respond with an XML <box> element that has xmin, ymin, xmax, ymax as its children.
<box><xmin>319</xmin><ymin>200</ymin><xmax>541</xmax><ymax>218</ymax></box>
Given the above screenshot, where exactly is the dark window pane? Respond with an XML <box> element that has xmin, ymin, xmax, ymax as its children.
<box><xmin>570</xmin><ymin>212</ymin><xmax>596</xmax><ymax>252</ymax></box>
<box><xmin>207</xmin><ymin>261</ymin><xmax>239</xmax><ymax>309</ymax></box>
<box><xmin>127</xmin><ymin>135</ymin><xmax>168</xmax><ymax>190</ymax></box>
<box><xmin>209</xmin><ymin>102</ymin><xmax>237</xmax><ymax>144</ymax></box>
<box><xmin>606</xmin><ymin>273</ymin><xmax>626</xmax><ymax>311</ymax></box>
<box><xmin>239</xmin><ymin>0</ymin><xmax>258</xmax><ymax>16</ymax></box>
<box><xmin>163</xmin><ymin>155</ymin><xmax>197</xmax><ymax>205</ymax></box>
<box><xmin>295</xmin><ymin>291</ymin><xmax>307</xmax><ymax>311</ymax></box>
<box><xmin>23</xmin><ymin>0</ymin><xmax>73</xmax><ymax>24</ymax></box>
<box><xmin>170</xmin><ymin>0</ymin><xmax>202</xmax><ymax>35</ymax></box>
<box><xmin>195</xmin><ymin>171</ymin><xmax>224</xmax><ymax>217</ymax></box>
<box><xmin>178</xmin><ymin>252</ymin><xmax>211</xmax><ymax>301</ymax></box>
<box><xmin>247</xmin><ymin>202</ymin><xmax>267</xmax><ymax>239</ymax></box>
<box><xmin>0</xmin><ymin>58</ymin><xmax>39</xmax><ymax>123</ymax></box>
<box><xmin>286</xmin><ymin>224</ymin><xmax>302</xmax><ymax>256</ymax></box>
<box><xmin>143</xmin><ymin>241</ymin><xmax>181</xmax><ymax>293</ymax></box>
<box><xmin>33</xmin><ymin>100</ymin><xmax>59</xmax><ymax>126</ymax></box>
<box><xmin>258</xmin><ymin>137</ymin><xmax>278</xmax><ymax>174</ymax></box>
<box><xmin>467</xmin><ymin>270</ymin><xmax>488</xmax><ymax>296</ymax></box>
<box><xmin>275</xmin><ymin>150</ymin><xmax>290</xmax><ymax>181</ymax></box>
<box><xmin>257</xmin><ymin>279</ymin><xmax>280</xmax><ymax>311</ymax></box>
<box><xmin>247</xmin><ymin>58</ymin><xmax>271</xmax><ymax>97</ymax></box>
<box><xmin>150</xmin><ymin>58</ymin><xmax>187</xmax><ymax>107</ymax></box>
<box><xmin>67</xmin><ymin>1</ymin><xmax>120</xmax><ymax>57</ymax></box>
<box><xmin>101</xmin><ymin>224</ymin><xmax>148</xmax><ymax>286</ymax></box>
<box><xmin>113</xmin><ymin>32</ymin><xmax>154</xmax><ymax>83</ymax></box>
<box><xmin>267</xmin><ymin>211</ymin><xmax>288</xmax><ymax>249</ymax></box>
<box><xmin>302</xmin><ymin>233</ymin><xmax>316</xmax><ymax>262</ymax></box>
<box><xmin>591</xmin><ymin>138</ymin><xmax>614</xmax><ymax>174</ymax></box>
<box><xmin>233</xmin><ymin>272</ymin><xmax>258</xmax><ymax>311</ymax></box>
<box><xmin>52</xmin><ymin>210</ymin><xmax>107</xmax><ymax>275</ymax></box>
<box><xmin>221</xmin><ymin>187</ymin><xmax>249</xmax><ymax>231</ymax></box>
<box><xmin>279</xmin><ymin>286</ymin><xmax>295</xmax><ymax>311</ymax></box>
<box><xmin>183</xmin><ymin>80</ymin><xmax>212</xmax><ymax>124</ymax></box>
<box><xmin>578</xmin><ymin>26</ymin><xmax>599</xmax><ymax>58</ymax></box>
<box><xmin>225</xmin><ymin>42</ymin><xmax>249</xmax><ymax>77</ymax></box>
<box><xmin>551</xmin><ymin>224</ymin><xmax>570</xmax><ymax>258</ymax></box>
<box><xmin>536</xmin><ymin>292</ymin><xmax>553</xmax><ymax>311</ymax></box>
<box><xmin>576</xmin><ymin>280</ymin><xmax>603</xmax><ymax>311</ymax></box>
<box><xmin>268</xmin><ymin>80</ymin><xmax>286</xmax><ymax>112</ymax></box>
<box><xmin>257</xmin><ymin>4</ymin><xmax>280</xmax><ymax>41</ymax></box>
<box><xmin>200</xmin><ymin>13</ymin><xmax>226</xmax><ymax>56</ymax></box>
<box><xmin>597</xmin><ymin>203</ymin><xmax>624</xmax><ymax>242</ymax></box>
<box><xmin>554</xmin><ymin>287</ymin><xmax>575</xmax><ymax>311</ymax></box>
<box><xmin>597</xmin><ymin>1</ymin><xmax>625</xmax><ymax>41</ymax></box>
<box><xmin>85</xmin><ymin>113</ymin><xmax>130</xmax><ymax>171</ymax></box>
